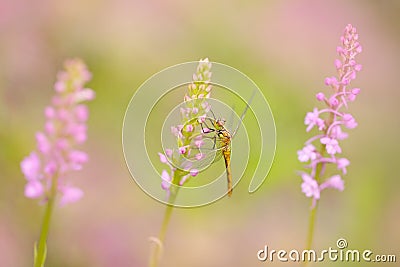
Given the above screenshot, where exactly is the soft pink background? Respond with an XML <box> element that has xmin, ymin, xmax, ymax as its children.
<box><xmin>1</xmin><ymin>1</ymin><xmax>399</xmax><ymax>266</ymax></box>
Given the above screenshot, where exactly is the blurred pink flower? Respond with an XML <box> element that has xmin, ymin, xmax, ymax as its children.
<box><xmin>20</xmin><ymin>58</ymin><xmax>94</xmax><ymax>205</ymax></box>
<box><xmin>161</xmin><ymin>170</ymin><xmax>172</xmax><ymax>192</ymax></box>
<box><xmin>342</xmin><ymin>113</ymin><xmax>358</xmax><ymax>129</ymax></box>
<box><xmin>25</xmin><ymin>180</ymin><xmax>44</xmax><ymax>199</ymax></box>
<box><xmin>320</xmin><ymin>137</ymin><xmax>342</xmax><ymax>155</ymax></box>
<box><xmin>337</xmin><ymin>158</ymin><xmax>350</xmax><ymax>174</ymax></box>
<box><xmin>297</xmin><ymin>24</ymin><xmax>362</xmax><ymax>204</ymax></box>
<box><xmin>158</xmin><ymin>152</ymin><xmax>168</xmax><ymax>164</ymax></box>
<box><xmin>315</xmin><ymin>92</ymin><xmax>325</xmax><ymax>101</ymax></box>
<box><xmin>304</xmin><ymin>108</ymin><xmax>325</xmax><ymax>132</ymax></box>
<box><xmin>301</xmin><ymin>173</ymin><xmax>320</xmax><ymax>200</ymax></box>
<box><xmin>330</xmin><ymin>125</ymin><xmax>348</xmax><ymax>140</ymax></box>
<box><xmin>59</xmin><ymin>186</ymin><xmax>84</xmax><ymax>206</ymax></box>
<box><xmin>21</xmin><ymin>152</ymin><xmax>41</xmax><ymax>180</ymax></box>
<box><xmin>320</xmin><ymin>175</ymin><xmax>345</xmax><ymax>191</ymax></box>
<box><xmin>297</xmin><ymin>144</ymin><xmax>317</xmax><ymax>162</ymax></box>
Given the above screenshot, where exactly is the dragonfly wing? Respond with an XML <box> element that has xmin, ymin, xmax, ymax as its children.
<box><xmin>181</xmin><ymin>145</ymin><xmax>223</xmax><ymax>171</ymax></box>
<box><xmin>179</xmin><ymin>117</ymin><xmax>230</xmax><ymax>172</ymax></box>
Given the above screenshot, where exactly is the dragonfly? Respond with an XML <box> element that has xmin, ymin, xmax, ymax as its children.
<box><xmin>186</xmin><ymin>93</ymin><xmax>254</xmax><ymax>197</ymax></box>
<box><xmin>199</xmin><ymin>114</ymin><xmax>234</xmax><ymax>196</ymax></box>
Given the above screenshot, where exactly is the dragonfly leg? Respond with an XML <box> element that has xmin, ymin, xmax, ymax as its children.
<box><xmin>212</xmin><ymin>135</ymin><xmax>217</xmax><ymax>149</ymax></box>
<box><xmin>200</xmin><ymin>120</ymin><xmax>215</xmax><ymax>134</ymax></box>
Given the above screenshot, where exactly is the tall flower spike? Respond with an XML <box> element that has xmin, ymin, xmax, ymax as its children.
<box><xmin>20</xmin><ymin>58</ymin><xmax>95</xmax><ymax>205</ymax></box>
<box><xmin>297</xmin><ymin>24</ymin><xmax>362</xmax><ymax>205</ymax></box>
<box><xmin>158</xmin><ymin>58</ymin><xmax>212</xmax><ymax>197</ymax></box>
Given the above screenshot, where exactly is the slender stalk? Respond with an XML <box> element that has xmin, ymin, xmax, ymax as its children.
<box><xmin>34</xmin><ymin>178</ymin><xmax>57</xmax><ymax>267</ymax></box>
<box><xmin>303</xmin><ymin>200</ymin><xmax>318</xmax><ymax>267</ymax></box>
<box><xmin>305</xmin><ymin>201</ymin><xmax>319</xmax><ymax>252</ymax></box>
<box><xmin>149</xmin><ymin>192</ymin><xmax>177</xmax><ymax>267</ymax></box>
<box><xmin>303</xmin><ymin>148</ymin><xmax>324</xmax><ymax>267</ymax></box>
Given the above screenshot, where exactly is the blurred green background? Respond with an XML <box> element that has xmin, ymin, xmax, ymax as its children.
<box><xmin>1</xmin><ymin>0</ymin><xmax>399</xmax><ymax>266</ymax></box>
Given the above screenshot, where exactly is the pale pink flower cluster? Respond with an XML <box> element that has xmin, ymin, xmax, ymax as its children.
<box><xmin>20</xmin><ymin>59</ymin><xmax>95</xmax><ymax>206</ymax></box>
<box><xmin>298</xmin><ymin>24</ymin><xmax>362</xmax><ymax>206</ymax></box>
<box><xmin>158</xmin><ymin>58</ymin><xmax>212</xmax><ymax>196</ymax></box>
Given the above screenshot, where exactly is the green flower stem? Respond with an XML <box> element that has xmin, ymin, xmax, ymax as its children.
<box><xmin>303</xmin><ymin>198</ymin><xmax>318</xmax><ymax>267</ymax></box>
<box><xmin>149</xmin><ymin>189</ymin><xmax>178</xmax><ymax>267</ymax></box>
<box><xmin>34</xmin><ymin>178</ymin><xmax>57</xmax><ymax>267</ymax></box>
<box><xmin>303</xmin><ymin>149</ymin><xmax>324</xmax><ymax>267</ymax></box>
<box><xmin>304</xmin><ymin>201</ymin><xmax>319</xmax><ymax>267</ymax></box>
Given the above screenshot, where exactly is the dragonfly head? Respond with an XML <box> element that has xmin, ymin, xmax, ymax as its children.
<box><xmin>216</xmin><ymin>118</ymin><xmax>226</xmax><ymax>127</ymax></box>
